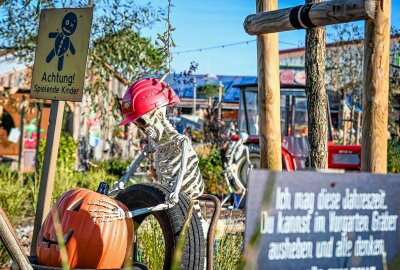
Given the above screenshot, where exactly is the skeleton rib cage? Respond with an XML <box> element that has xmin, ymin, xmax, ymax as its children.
<box><xmin>153</xmin><ymin>133</ymin><xmax>204</xmax><ymax>200</ymax></box>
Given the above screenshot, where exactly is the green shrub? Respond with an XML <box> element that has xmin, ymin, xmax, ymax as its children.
<box><xmin>388</xmin><ymin>140</ymin><xmax>400</xmax><ymax>173</ymax></box>
<box><xmin>38</xmin><ymin>132</ymin><xmax>77</xmax><ymax>178</ymax></box>
<box><xmin>198</xmin><ymin>148</ymin><xmax>227</xmax><ymax>197</ymax></box>
<box><xmin>97</xmin><ymin>159</ymin><xmax>133</xmax><ymax>177</ymax></box>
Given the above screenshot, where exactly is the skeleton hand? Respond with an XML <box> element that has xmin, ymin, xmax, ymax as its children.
<box><xmin>110</xmin><ymin>181</ymin><xmax>125</xmax><ymax>194</ymax></box>
<box><xmin>165</xmin><ymin>191</ymin><xmax>179</xmax><ymax>208</ymax></box>
<box><xmin>88</xmin><ymin>199</ymin><xmax>127</xmax><ymax>223</ymax></box>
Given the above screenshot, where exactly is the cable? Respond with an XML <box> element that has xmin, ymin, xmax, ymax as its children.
<box><xmin>173</xmin><ymin>39</ymin><xmax>299</xmax><ymax>54</ymax></box>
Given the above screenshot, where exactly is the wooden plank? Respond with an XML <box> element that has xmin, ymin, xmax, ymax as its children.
<box><xmin>244</xmin><ymin>0</ymin><xmax>376</xmax><ymax>35</ymax></box>
<box><xmin>257</xmin><ymin>0</ymin><xmax>282</xmax><ymax>170</ymax></box>
<box><xmin>0</xmin><ymin>207</ymin><xmax>32</xmax><ymax>270</ymax></box>
<box><xmin>305</xmin><ymin>0</ymin><xmax>328</xmax><ymax>169</ymax></box>
<box><xmin>362</xmin><ymin>0</ymin><xmax>391</xmax><ymax>173</ymax></box>
<box><xmin>30</xmin><ymin>100</ymin><xmax>65</xmax><ymax>255</ymax></box>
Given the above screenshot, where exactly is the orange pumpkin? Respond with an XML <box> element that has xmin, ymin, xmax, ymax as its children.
<box><xmin>36</xmin><ymin>188</ymin><xmax>133</xmax><ymax>269</ymax></box>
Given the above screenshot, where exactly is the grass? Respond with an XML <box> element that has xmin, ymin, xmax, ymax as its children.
<box><xmin>214</xmin><ymin>232</ymin><xmax>244</xmax><ymax>270</ymax></box>
<box><xmin>0</xmin><ymin>165</ymin><xmax>34</xmax><ymax>266</ymax></box>
<box><xmin>0</xmin><ymin>155</ymin><xmax>246</xmax><ymax>269</ymax></box>
<box><xmin>135</xmin><ymin>215</ymin><xmax>165</xmax><ymax>270</ymax></box>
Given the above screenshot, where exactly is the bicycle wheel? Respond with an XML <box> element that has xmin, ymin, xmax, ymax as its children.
<box><xmin>115</xmin><ymin>183</ymin><xmax>205</xmax><ymax>270</ymax></box>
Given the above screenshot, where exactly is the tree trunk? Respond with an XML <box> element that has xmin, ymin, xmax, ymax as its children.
<box><xmin>257</xmin><ymin>0</ymin><xmax>282</xmax><ymax>170</ymax></box>
<box><xmin>305</xmin><ymin>0</ymin><xmax>328</xmax><ymax>169</ymax></box>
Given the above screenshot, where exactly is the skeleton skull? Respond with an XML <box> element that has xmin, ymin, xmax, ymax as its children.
<box><xmin>134</xmin><ymin>106</ymin><xmax>167</xmax><ymax>142</ymax></box>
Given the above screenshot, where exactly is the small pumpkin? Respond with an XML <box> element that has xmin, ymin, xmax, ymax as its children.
<box><xmin>36</xmin><ymin>188</ymin><xmax>133</xmax><ymax>269</ymax></box>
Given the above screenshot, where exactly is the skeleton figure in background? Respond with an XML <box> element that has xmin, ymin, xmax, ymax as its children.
<box><xmin>112</xmin><ymin>78</ymin><xmax>204</xmax><ymax>207</ymax></box>
<box><xmin>221</xmin><ymin>132</ymin><xmax>252</xmax><ymax>207</ymax></box>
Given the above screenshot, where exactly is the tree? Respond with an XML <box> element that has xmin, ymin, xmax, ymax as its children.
<box><xmin>305</xmin><ymin>0</ymin><xmax>328</xmax><ymax>169</ymax></box>
<box><xmin>0</xmin><ymin>0</ymin><xmax>166</xmax><ymax>132</ymax></box>
<box><xmin>197</xmin><ymin>84</ymin><xmax>219</xmax><ymax>98</ymax></box>
<box><xmin>326</xmin><ymin>23</ymin><xmax>400</xmax><ymax>140</ymax></box>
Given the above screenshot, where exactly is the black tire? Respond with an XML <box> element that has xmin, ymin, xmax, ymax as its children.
<box><xmin>115</xmin><ymin>183</ymin><xmax>205</xmax><ymax>270</ymax></box>
<box><xmin>236</xmin><ymin>151</ymin><xmax>261</xmax><ymax>187</ymax></box>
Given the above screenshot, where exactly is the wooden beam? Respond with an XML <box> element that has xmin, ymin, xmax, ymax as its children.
<box><xmin>257</xmin><ymin>0</ymin><xmax>282</xmax><ymax>170</ymax></box>
<box><xmin>362</xmin><ymin>0</ymin><xmax>391</xmax><ymax>173</ymax></box>
<box><xmin>244</xmin><ymin>0</ymin><xmax>376</xmax><ymax>35</ymax></box>
<box><xmin>305</xmin><ymin>0</ymin><xmax>328</xmax><ymax>169</ymax></box>
<box><xmin>0</xmin><ymin>208</ymin><xmax>32</xmax><ymax>270</ymax></box>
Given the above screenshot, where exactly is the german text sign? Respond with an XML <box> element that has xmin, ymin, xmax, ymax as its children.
<box><xmin>245</xmin><ymin>170</ymin><xmax>400</xmax><ymax>270</ymax></box>
<box><xmin>30</xmin><ymin>8</ymin><xmax>93</xmax><ymax>101</ymax></box>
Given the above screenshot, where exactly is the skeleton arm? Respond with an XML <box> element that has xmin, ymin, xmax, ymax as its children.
<box><xmin>244</xmin><ymin>145</ymin><xmax>253</xmax><ymax>169</ymax></box>
<box><xmin>109</xmin><ymin>143</ymin><xmax>153</xmax><ymax>195</ymax></box>
<box><xmin>166</xmin><ymin>138</ymin><xmax>190</xmax><ymax>206</ymax></box>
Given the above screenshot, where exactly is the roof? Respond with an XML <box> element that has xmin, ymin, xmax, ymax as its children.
<box><xmin>165</xmin><ymin>74</ymin><xmax>257</xmax><ymax>103</ymax></box>
<box><xmin>166</xmin><ymin>66</ymin><xmax>305</xmax><ymax>103</ymax></box>
<box><xmin>280</xmin><ymin>34</ymin><xmax>400</xmax><ymax>56</ymax></box>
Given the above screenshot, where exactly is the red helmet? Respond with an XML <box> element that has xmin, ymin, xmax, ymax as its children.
<box><xmin>119</xmin><ymin>78</ymin><xmax>180</xmax><ymax>126</ymax></box>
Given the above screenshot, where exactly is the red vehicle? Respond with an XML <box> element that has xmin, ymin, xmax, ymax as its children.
<box><xmin>234</xmin><ymin>83</ymin><xmax>361</xmax><ymax>178</ymax></box>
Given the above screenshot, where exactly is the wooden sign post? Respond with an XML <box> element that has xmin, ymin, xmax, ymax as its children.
<box><xmin>30</xmin><ymin>7</ymin><xmax>93</xmax><ymax>255</ymax></box>
<box><xmin>244</xmin><ymin>0</ymin><xmax>391</xmax><ymax>172</ymax></box>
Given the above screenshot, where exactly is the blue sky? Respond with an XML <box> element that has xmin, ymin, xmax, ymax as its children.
<box><xmin>139</xmin><ymin>0</ymin><xmax>400</xmax><ymax>76</ymax></box>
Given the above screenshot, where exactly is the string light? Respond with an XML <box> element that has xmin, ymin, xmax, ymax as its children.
<box><xmin>173</xmin><ymin>39</ymin><xmax>299</xmax><ymax>55</ymax></box>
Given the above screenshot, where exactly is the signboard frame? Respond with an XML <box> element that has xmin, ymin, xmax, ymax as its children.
<box><xmin>245</xmin><ymin>170</ymin><xmax>400</xmax><ymax>270</ymax></box>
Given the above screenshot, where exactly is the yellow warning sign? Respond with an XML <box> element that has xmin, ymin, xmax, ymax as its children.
<box><xmin>30</xmin><ymin>8</ymin><xmax>93</xmax><ymax>102</ymax></box>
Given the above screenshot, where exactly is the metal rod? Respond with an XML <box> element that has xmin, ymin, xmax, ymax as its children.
<box><xmin>199</xmin><ymin>194</ymin><xmax>221</xmax><ymax>270</ymax></box>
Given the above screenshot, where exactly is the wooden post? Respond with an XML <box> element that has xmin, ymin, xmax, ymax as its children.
<box><xmin>193</xmin><ymin>77</ymin><xmax>197</xmax><ymax>116</ymax></box>
<box><xmin>217</xmin><ymin>81</ymin><xmax>223</xmax><ymax>139</ymax></box>
<box><xmin>361</xmin><ymin>0</ymin><xmax>391</xmax><ymax>173</ymax></box>
<box><xmin>291</xmin><ymin>96</ymin><xmax>296</xmax><ymax>136</ymax></box>
<box><xmin>257</xmin><ymin>0</ymin><xmax>282</xmax><ymax>170</ymax></box>
<box><xmin>244</xmin><ymin>0</ymin><xmax>376</xmax><ymax>35</ymax></box>
<box><xmin>31</xmin><ymin>100</ymin><xmax>65</xmax><ymax>255</ymax></box>
<box><xmin>350</xmin><ymin>105</ymin><xmax>355</xmax><ymax>143</ymax></box>
<box><xmin>305</xmin><ymin>0</ymin><xmax>328</xmax><ymax>169</ymax></box>
<box><xmin>18</xmin><ymin>95</ymin><xmax>26</xmax><ymax>173</ymax></box>
<box><xmin>356</xmin><ymin>111</ymin><xmax>361</xmax><ymax>145</ymax></box>
<box><xmin>35</xmin><ymin>102</ymin><xmax>43</xmax><ymax>172</ymax></box>
<box><xmin>218</xmin><ymin>81</ymin><xmax>223</xmax><ymax>123</ymax></box>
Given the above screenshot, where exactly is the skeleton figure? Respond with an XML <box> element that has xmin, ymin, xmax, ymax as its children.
<box><xmin>112</xmin><ymin>78</ymin><xmax>204</xmax><ymax>207</ymax></box>
<box><xmin>221</xmin><ymin>132</ymin><xmax>251</xmax><ymax>207</ymax></box>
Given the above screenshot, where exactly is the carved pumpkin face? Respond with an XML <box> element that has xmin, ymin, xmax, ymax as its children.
<box><xmin>36</xmin><ymin>188</ymin><xmax>133</xmax><ymax>269</ymax></box>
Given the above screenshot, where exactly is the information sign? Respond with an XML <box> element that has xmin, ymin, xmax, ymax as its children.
<box><xmin>245</xmin><ymin>170</ymin><xmax>400</xmax><ymax>270</ymax></box>
<box><xmin>30</xmin><ymin>8</ymin><xmax>93</xmax><ymax>101</ymax></box>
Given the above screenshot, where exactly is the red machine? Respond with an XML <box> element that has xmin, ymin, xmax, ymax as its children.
<box><xmin>235</xmin><ymin>83</ymin><xmax>361</xmax><ymax>174</ymax></box>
